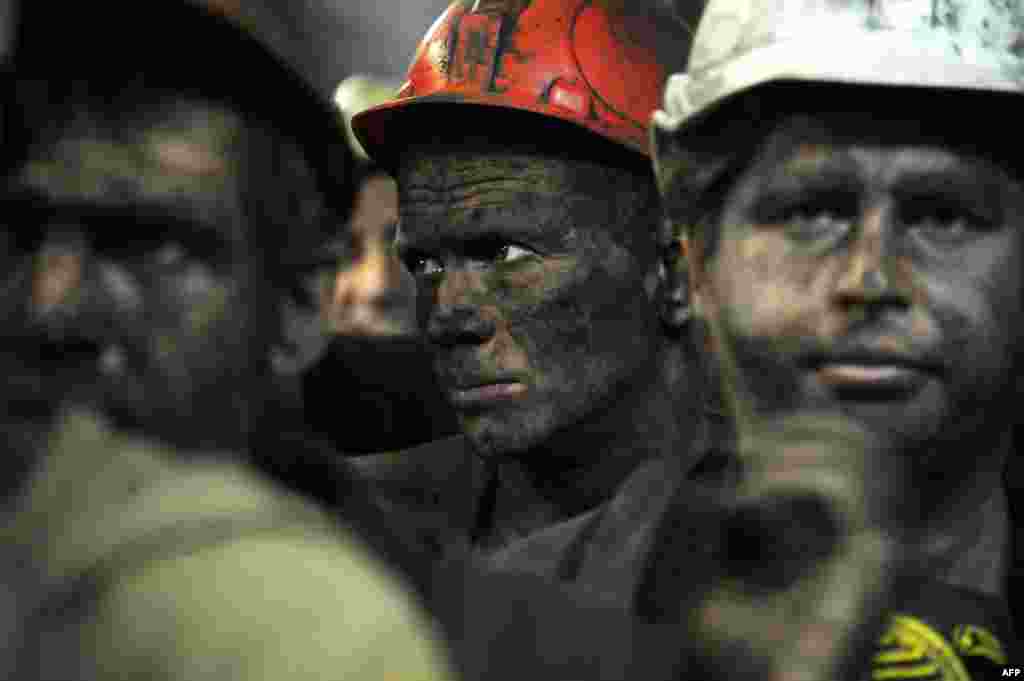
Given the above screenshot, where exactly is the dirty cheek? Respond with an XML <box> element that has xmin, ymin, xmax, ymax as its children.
<box><xmin>495</xmin><ymin>258</ymin><xmax>591</xmax><ymax>373</ymax></box>
<box><xmin>892</xmin><ymin>258</ymin><xmax>941</xmax><ymax>344</ymax></box>
<box><xmin>498</xmin><ymin>256</ymin><xmax>579</xmax><ymax>315</ymax></box>
<box><xmin>916</xmin><ymin>244</ymin><xmax>1020</xmax><ymax>355</ymax></box>
<box><xmin>152</xmin><ymin>270</ymin><xmax>236</xmax><ymax>366</ymax></box>
<box><xmin>713</xmin><ymin>230</ymin><xmax>835</xmax><ymax>345</ymax></box>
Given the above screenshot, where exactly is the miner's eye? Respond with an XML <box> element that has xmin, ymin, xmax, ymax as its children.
<box><xmin>487</xmin><ymin>241</ymin><xmax>536</xmax><ymax>262</ymax></box>
<box><xmin>497</xmin><ymin>244</ymin><xmax>535</xmax><ymax>262</ymax></box>
<box><xmin>767</xmin><ymin>194</ymin><xmax>857</xmax><ymax>244</ymax></box>
<box><xmin>463</xmin><ymin>239</ymin><xmax>538</xmax><ymax>268</ymax></box>
<box><xmin>404</xmin><ymin>251</ymin><xmax>443</xmax><ymax>276</ymax></box>
<box><xmin>902</xmin><ymin>197</ymin><xmax>994</xmax><ymax>244</ymax></box>
<box><xmin>88</xmin><ymin>211</ymin><xmax>230</xmax><ymax>270</ymax></box>
<box><xmin>789</xmin><ymin>210</ymin><xmax>846</xmax><ymax>241</ymax></box>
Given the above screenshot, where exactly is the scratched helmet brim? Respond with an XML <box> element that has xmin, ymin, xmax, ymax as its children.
<box><xmin>353</xmin><ymin>92</ymin><xmax>650</xmax><ymax>170</ymax></box>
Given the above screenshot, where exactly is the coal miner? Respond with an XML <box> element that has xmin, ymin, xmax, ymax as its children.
<box><xmin>351</xmin><ymin>0</ymin><xmax>705</xmax><ymax>553</ymax></box>
<box><xmin>648</xmin><ymin>0</ymin><xmax>1024</xmax><ymax>671</ymax></box>
<box><xmin>302</xmin><ymin>76</ymin><xmax>458</xmax><ymax>453</ymax></box>
<box><xmin>0</xmin><ymin>1</ymin><xmax>452</xmax><ymax>679</ymax></box>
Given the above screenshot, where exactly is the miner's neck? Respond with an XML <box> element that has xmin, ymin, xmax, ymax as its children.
<box><xmin>916</xmin><ymin>430</ymin><xmax>1012</xmax><ymax>598</ymax></box>
<box><xmin>494</xmin><ymin>340</ymin><xmax>700</xmax><ymax>527</ymax></box>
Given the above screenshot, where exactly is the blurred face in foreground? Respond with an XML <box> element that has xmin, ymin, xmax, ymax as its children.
<box><xmin>0</xmin><ymin>84</ymin><xmax>342</xmax><ymax>459</ymax></box>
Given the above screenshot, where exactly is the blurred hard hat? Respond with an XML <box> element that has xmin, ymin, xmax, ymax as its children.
<box><xmin>352</xmin><ymin>0</ymin><xmax>692</xmax><ymax>161</ymax></box>
<box><xmin>12</xmin><ymin>0</ymin><xmax>357</xmax><ymax>218</ymax></box>
<box><xmin>654</xmin><ymin>0</ymin><xmax>1024</xmax><ymax>140</ymax></box>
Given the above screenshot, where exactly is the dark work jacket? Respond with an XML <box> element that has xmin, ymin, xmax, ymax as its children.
<box><xmin>352</xmin><ymin>434</ymin><xmax>670</xmax><ymax>562</ymax></box>
<box><xmin>487</xmin><ymin>456</ymin><xmax>688</xmax><ymax>609</ymax></box>
<box><xmin>486</xmin><ymin>429</ymin><xmax>735</xmax><ymax>610</ymax></box>
<box><xmin>350</xmin><ymin>435</ymin><xmax>487</xmax><ymax>561</ymax></box>
<box><xmin>489</xmin><ymin>438</ymin><xmax>1023</xmax><ymax>677</ymax></box>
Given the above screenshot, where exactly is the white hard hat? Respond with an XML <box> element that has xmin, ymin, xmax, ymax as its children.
<box><xmin>651</xmin><ymin>0</ymin><xmax>1024</xmax><ymax>225</ymax></box>
<box><xmin>655</xmin><ymin>0</ymin><xmax>1024</xmax><ymax>138</ymax></box>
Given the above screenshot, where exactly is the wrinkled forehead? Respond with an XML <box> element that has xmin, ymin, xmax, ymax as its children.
<box><xmin>398</xmin><ymin>141</ymin><xmax>582</xmax><ymax>190</ymax></box>
<box><xmin>396</xmin><ymin>148</ymin><xmax>617</xmax><ymax>249</ymax></box>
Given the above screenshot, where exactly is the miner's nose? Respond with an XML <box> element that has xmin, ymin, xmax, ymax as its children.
<box><xmin>426</xmin><ymin>269</ymin><xmax>497</xmax><ymax>347</ymax></box>
<box><xmin>832</xmin><ymin>207</ymin><xmax>909</xmax><ymax>312</ymax></box>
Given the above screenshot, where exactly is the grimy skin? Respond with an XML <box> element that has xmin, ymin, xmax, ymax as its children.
<box><xmin>0</xmin><ymin>82</ymin><xmax>343</xmax><ymax>486</ymax></box>
<box><xmin>681</xmin><ymin>111</ymin><xmax>1023</xmax><ymax>597</ymax></box>
<box><xmin>398</xmin><ymin>137</ymin><xmax>702</xmax><ymax>545</ymax></box>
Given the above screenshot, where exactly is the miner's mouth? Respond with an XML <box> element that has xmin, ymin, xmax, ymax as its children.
<box><xmin>447</xmin><ymin>379</ymin><xmax>529</xmax><ymax>409</ymax></box>
<box><xmin>801</xmin><ymin>352</ymin><xmax>943</xmax><ymax>400</ymax></box>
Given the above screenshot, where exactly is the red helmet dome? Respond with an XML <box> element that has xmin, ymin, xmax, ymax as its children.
<box><xmin>352</xmin><ymin>0</ymin><xmax>690</xmax><ymax>160</ymax></box>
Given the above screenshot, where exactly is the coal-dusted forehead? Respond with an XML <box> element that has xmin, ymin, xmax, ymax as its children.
<box><xmin>389</xmin><ymin>103</ymin><xmax>651</xmax><ymax>178</ymax></box>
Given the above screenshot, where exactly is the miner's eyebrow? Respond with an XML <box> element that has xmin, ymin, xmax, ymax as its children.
<box><xmin>755</xmin><ymin>151</ymin><xmax>864</xmax><ymax>200</ymax></box>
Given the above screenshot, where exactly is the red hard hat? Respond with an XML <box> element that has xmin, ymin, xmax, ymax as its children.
<box><xmin>352</xmin><ymin>0</ymin><xmax>690</xmax><ymax>161</ymax></box>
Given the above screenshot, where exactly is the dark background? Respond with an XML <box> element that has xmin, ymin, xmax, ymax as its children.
<box><xmin>300</xmin><ymin>0</ymin><xmax>452</xmax><ymax>93</ymax></box>
<box><xmin>300</xmin><ymin>0</ymin><xmax>702</xmax><ymax>95</ymax></box>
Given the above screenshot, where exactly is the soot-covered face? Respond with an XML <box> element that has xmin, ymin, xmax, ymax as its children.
<box><xmin>397</xmin><ymin>143</ymin><xmax>662</xmax><ymax>460</ymax></box>
<box><xmin>691</xmin><ymin>112</ymin><xmax>1024</xmax><ymax>492</ymax></box>
<box><xmin>0</xmin><ymin>91</ymin><xmax>337</xmax><ymax>454</ymax></box>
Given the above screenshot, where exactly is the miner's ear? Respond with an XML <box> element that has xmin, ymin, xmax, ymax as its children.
<box><xmin>657</xmin><ymin>216</ymin><xmax>692</xmax><ymax>332</ymax></box>
<box><xmin>651</xmin><ymin>113</ymin><xmax>732</xmax><ymax>330</ymax></box>
<box><xmin>651</xmin><ymin>118</ymin><xmax>707</xmax><ymax>334</ymax></box>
